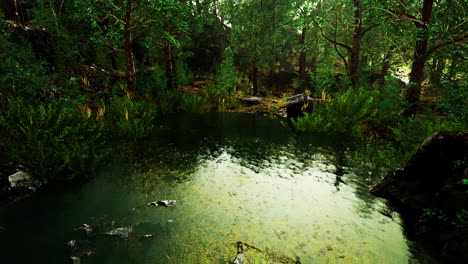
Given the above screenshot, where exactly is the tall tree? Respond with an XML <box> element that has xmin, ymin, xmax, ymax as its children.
<box><xmin>382</xmin><ymin>0</ymin><xmax>467</xmax><ymax>116</ymax></box>
<box><xmin>319</xmin><ymin>0</ymin><xmax>379</xmax><ymax>85</ymax></box>
<box><xmin>222</xmin><ymin>0</ymin><xmax>298</xmax><ymax>95</ymax></box>
<box><xmin>77</xmin><ymin>0</ymin><xmax>190</xmax><ymax>93</ymax></box>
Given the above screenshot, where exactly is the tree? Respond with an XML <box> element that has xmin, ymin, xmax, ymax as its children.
<box><xmin>222</xmin><ymin>0</ymin><xmax>298</xmax><ymax>95</ymax></box>
<box><xmin>318</xmin><ymin>0</ymin><xmax>379</xmax><ymax>85</ymax></box>
<box><xmin>77</xmin><ymin>0</ymin><xmax>189</xmax><ymax>93</ymax></box>
<box><xmin>381</xmin><ymin>0</ymin><xmax>467</xmax><ymax>116</ymax></box>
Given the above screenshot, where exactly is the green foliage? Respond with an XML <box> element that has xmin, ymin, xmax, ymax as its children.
<box><xmin>309</xmin><ymin>72</ymin><xmax>351</xmax><ymax>96</ymax></box>
<box><xmin>216</xmin><ymin>50</ymin><xmax>238</xmax><ymax>96</ymax></box>
<box><xmin>392</xmin><ymin>116</ymin><xmax>466</xmax><ymax>155</ymax></box>
<box><xmin>0</xmin><ymin>95</ymin><xmax>163</xmax><ymax>182</ymax></box>
<box><xmin>203</xmin><ymin>83</ymin><xmax>228</xmax><ymax>111</ymax></box>
<box><xmin>370</xmin><ymin>82</ymin><xmax>406</xmax><ymax>126</ymax></box>
<box><xmin>350</xmin><ymin>116</ymin><xmax>467</xmax><ymax>174</ymax></box>
<box><xmin>0</xmin><ymin>97</ymin><xmax>106</xmax><ymax>182</ymax></box>
<box><xmin>437</xmin><ymin>80</ymin><xmax>467</xmax><ymax>124</ymax></box>
<box><xmin>153</xmin><ymin>89</ymin><xmax>182</xmax><ymax>114</ymax></box>
<box><xmin>291</xmin><ymin>86</ymin><xmax>376</xmax><ymax>136</ymax></box>
<box><xmin>175</xmin><ymin>59</ymin><xmax>193</xmax><ymax>86</ymax></box>
<box><xmin>350</xmin><ymin>140</ymin><xmax>410</xmax><ymax>176</ymax></box>
<box><xmin>0</xmin><ymin>23</ymin><xmax>49</xmax><ymax>98</ymax></box>
<box><xmin>137</xmin><ymin>68</ymin><xmax>167</xmax><ymax>97</ymax></box>
<box><xmin>180</xmin><ymin>93</ymin><xmax>211</xmax><ymax>113</ymax></box>
<box><xmin>103</xmin><ymin>97</ymin><xmax>159</xmax><ymax>140</ymax></box>
<box><xmin>422</xmin><ymin>208</ymin><xmax>468</xmax><ymax>230</ymax></box>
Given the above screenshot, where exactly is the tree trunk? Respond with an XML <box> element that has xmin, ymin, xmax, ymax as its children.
<box><xmin>404</xmin><ymin>0</ymin><xmax>434</xmax><ymax>117</ymax></box>
<box><xmin>379</xmin><ymin>51</ymin><xmax>391</xmax><ymax>85</ymax></box>
<box><xmin>124</xmin><ymin>0</ymin><xmax>136</xmax><ymax>93</ymax></box>
<box><xmin>405</xmin><ymin>57</ymin><xmax>426</xmax><ymax>116</ymax></box>
<box><xmin>349</xmin><ymin>0</ymin><xmax>362</xmax><ymax>86</ymax></box>
<box><xmin>298</xmin><ymin>27</ymin><xmax>307</xmax><ymax>92</ymax></box>
<box><xmin>252</xmin><ymin>57</ymin><xmax>258</xmax><ymax>95</ymax></box>
<box><xmin>111</xmin><ymin>50</ymin><xmax>119</xmax><ymax>71</ymax></box>
<box><xmin>164</xmin><ymin>40</ymin><xmax>175</xmax><ymax>90</ymax></box>
<box><xmin>194</xmin><ymin>0</ymin><xmax>203</xmax><ymax>14</ymax></box>
<box><xmin>429</xmin><ymin>57</ymin><xmax>445</xmax><ymax>86</ymax></box>
<box><xmin>268</xmin><ymin>67</ymin><xmax>274</xmax><ymax>90</ymax></box>
<box><xmin>447</xmin><ymin>53</ymin><xmax>461</xmax><ymax>80</ymax></box>
<box><xmin>309</xmin><ymin>56</ymin><xmax>317</xmax><ymax>75</ymax></box>
<box><xmin>5</xmin><ymin>0</ymin><xmax>24</xmax><ymax>23</ymax></box>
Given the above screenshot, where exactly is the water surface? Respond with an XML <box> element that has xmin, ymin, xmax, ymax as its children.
<box><xmin>0</xmin><ymin>113</ymin><xmax>417</xmax><ymax>263</ymax></box>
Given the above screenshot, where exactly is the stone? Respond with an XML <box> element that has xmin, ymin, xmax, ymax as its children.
<box><xmin>371</xmin><ymin>131</ymin><xmax>468</xmax><ymax>263</ymax></box>
<box><xmin>8</xmin><ymin>170</ymin><xmax>40</xmax><ymax>192</ymax></box>
<box><xmin>8</xmin><ymin>171</ymin><xmax>32</xmax><ymax>188</ymax></box>
<box><xmin>286</xmin><ymin>94</ymin><xmax>320</xmax><ymax>119</ymax></box>
<box><xmin>105</xmin><ymin>226</ymin><xmax>133</xmax><ymax>238</ymax></box>
<box><xmin>146</xmin><ymin>200</ymin><xmax>176</xmax><ymax>207</ymax></box>
<box><xmin>241</xmin><ymin>97</ymin><xmax>263</xmax><ymax>106</ymax></box>
<box><xmin>371</xmin><ymin>131</ymin><xmax>467</xmax><ymax>211</ymax></box>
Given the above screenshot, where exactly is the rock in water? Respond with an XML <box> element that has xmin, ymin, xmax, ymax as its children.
<box><xmin>105</xmin><ymin>226</ymin><xmax>133</xmax><ymax>238</ymax></box>
<box><xmin>232</xmin><ymin>242</ymin><xmax>244</xmax><ymax>264</ymax></box>
<box><xmin>286</xmin><ymin>94</ymin><xmax>320</xmax><ymax>119</ymax></box>
<box><xmin>146</xmin><ymin>200</ymin><xmax>176</xmax><ymax>207</ymax></box>
<box><xmin>371</xmin><ymin>131</ymin><xmax>468</xmax><ymax>262</ymax></box>
<box><xmin>157</xmin><ymin>200</ymin><xmax>177</xmax><ymax>207</ymax></box>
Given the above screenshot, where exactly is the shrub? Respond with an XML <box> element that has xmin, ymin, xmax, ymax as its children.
<box><xmin>437</xmin><ymin>80</ymin><xmax>467</xmax><ymax>124</ymax></box>
<box><xmin>370</xmin><ymin>82</ymin><xmax>406</xmax><ymax>126</ymax></box>
<box><xmin>153</xmin><ymin>89</ymin><xmax>182</xmax><ymax>114</ymax></box>
<box><xmin>392</xmin><ymin>116</ymin><xmax>466</xmax><ymax>155</ymax></box>
<box><xmin>309</xmin><ymin>72</ymin><xmax>351</xmax><ymax>96</ymax></box>
<box><xmin>103</xmin><ymin>97</ymin><xmax>159</xmax><ymax>139</ymax></box>
<box><xmin>204</xmin><ymin>83</ymin><xmax>229</xmax><ymax>111</ymax></box>
<box><xmin>104</xmin><ymin>97</ymin><xmax>157</xmax><ymax>140</ymax></box>
<box><xmin>0</xmin><ymin>97</ymin><xmax>106</xmax><ymax>182</ymax></box>
<box><xmin>290</xmin><ymin>86</ymin><xmax>377</xmax><ymax>136</ymax></box>
<box><xmin>175</xmin><ymin>59</ymin><xmax>193</xmax><ymax>86</ymax></box>
<box><xmin>215</xmin><ymin>50</ymin><xmax>238</xmax><ymax>101</ymax></box>
<box><xmin>180</xmin><ymin>93</ymin><xmax>211</xmax><ymax>113</ymax></box>
<box><xmin>0</xmin><ymin>23</ymin><xmax>50</xmax><ymax>98</ymax></box>
<box><xmin>350</xmin><ymin>116</ymin><xmax>467</xmax><ymax>175</ymax></box>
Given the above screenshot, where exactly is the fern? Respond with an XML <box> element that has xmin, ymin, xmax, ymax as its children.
<box><xmin>291</xmin><ymin>86</ymin><xmax>377</xmax><ymax>136</ymax></box>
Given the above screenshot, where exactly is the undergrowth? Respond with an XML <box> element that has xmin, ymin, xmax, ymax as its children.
<box><xmin>0</xmin><ymin>97</ymin><xmax>105</xmax><ymax>182</ymax></box>
<box><xmin>0</xmin><ymin>95</ymin><xmax>161</xmax><ymax>182</ymax></box>
<box><xmin>290</xmin><ymin>86</ymin><xmax>376</xmax><ymax>136</ymax></box>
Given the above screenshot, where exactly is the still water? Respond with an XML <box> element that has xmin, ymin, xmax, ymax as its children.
<box><xmin>0</xmin><ymin>113</ymin><xmax>418</xmax><ymax>263</ymax></box>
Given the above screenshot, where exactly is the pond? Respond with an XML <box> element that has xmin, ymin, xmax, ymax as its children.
<box><xmin>0</xmin><ymin>113</ymin><xmax>421</xmax><ymax>263</ymax></box>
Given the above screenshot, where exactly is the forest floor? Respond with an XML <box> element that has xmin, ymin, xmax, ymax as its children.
<box><xmin>181</xmin><ymin>78</ymin><xmax>295</xmax><ymax>117</ymax></box>
<box><xmin>225</xmin><ymin>91</ymin><xmax>290</xmax><ymax>117</ymax></box>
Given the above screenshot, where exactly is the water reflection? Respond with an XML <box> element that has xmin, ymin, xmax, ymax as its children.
<box><xmin>0</xmin><ymin>113</ymin><xmax>418</xmax><ymax>263</ymax></box>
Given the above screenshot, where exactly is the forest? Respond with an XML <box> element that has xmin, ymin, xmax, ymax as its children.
<box><xmin>0</xmin><ymin>0</ymin><xmax>467</xmax><ymax>263</ymax></box>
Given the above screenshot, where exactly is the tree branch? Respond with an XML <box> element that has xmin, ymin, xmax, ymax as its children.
<box><xmin>398</xmin><ymin>12</ymin><xmax>424</xmax><ymax>28</ymax></box>
<box><xmin>334</xmin><ymin>42</ymin><xmax>348</xmax><ymax>68</ymax></box>
<box><xmin>362</xmin><ymin>24</ymin><xmax>379</xmax><ymax>36</ymax></box>
<box><xmin>320</xmin><ymin>29</ymin><xmax>352</xmax><ymax>53</ymax></box>
<box><xmin>374</xmin><ymin>7</ymin><xmax>424</xmax><ymax>28</ymax></box>
<box><xmin>131</xmin><ymin>32</ymin><xmax>149</xmax><ymax>45</ymax></box>
<box><xmin>425</xmin><ymin>35</ymin><xmax>468</xmax><ymax>59</ymax></box>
